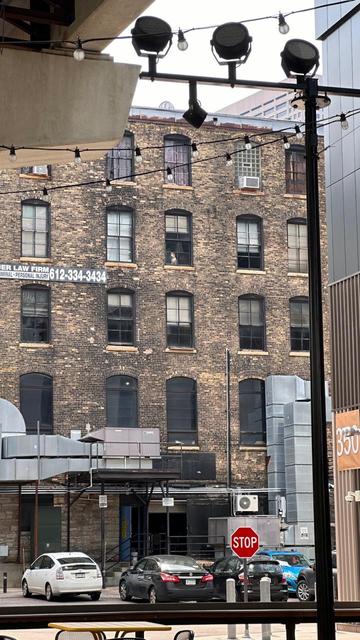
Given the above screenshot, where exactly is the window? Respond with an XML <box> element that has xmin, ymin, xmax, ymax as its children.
<box><xmin>21</xmin><ymin>200</ymin><xmax>49</xmax><ymax>258</ymax></box>
<box><xmin>165</xmin><ymin>210</ymin><xmax>192</xmax><ymax>265</ymax></box>
<box><xmin>106</xmin><ymin>375</ymin><xmax>138</xmax><ymax>428</ymax></box>
<box><xmin>106</xmin><ymin>208</ymin><xmax>133</xmax><ymax>263</ymax></box>
<box><xmin>236</xmin><ymin>145</ymin><xmax>261</xmax><ymax>184</ymax></box>
<box><xmin>20</xmin><ymin>373</ymin><xmax>53</xmax><ymax>434</ymax></box>
<box><xmin>166</xmin><ymin>292</ymin><xmax>193</xmax><ymax>348</ymax></box>
<box><xmin>239</xmin><ymin>295</ymin><xmax>265</xmax><ymax>350</ymax></box>
<box><xmin>20</xmin><ymin>166</ymin><xmax>51</xmax><ymax>178</ymax></box>
<box><xmin>106</xmin><ymin>130</ymin><xmax>134</xmax><ymax>181</ymax></box>
<box><xmin>164</xmin><ymin>135</ymin><xmax>191</xmax><ymax>186</ymax></box>
<box><xmin>288</xmin><ymin>218</ymin><xmax>308</xmax><ymax>273</ymax></box>
<box><xmin>107</xmin><ymin>289</ymin><xmax>134</xmax><ymax>345</ymax></box>
<box><xmin>290</xmin><ymin>297</ymin><xmax>309</xmax><ymax>351</ymax></box>
<box><xmin>237</xmin><ymin>215</ymin><xmax>262</xmax><ymax>269</ymax></box>
<box><xmin>166</xmin><ymin>377</ymin><xmax>197</xmax><ymax>444</ymax></box>
<box><xmin>239</xmin><ymin>379</ymin><xmax>266</xmax><ymax>445</ymax></box>
<box><xmin>285</xmin><ymin>144</ymin><xmax>306</xmax><ymax>194</ymax></box>
<box><xmin>21</xmin><ymin>286</ymin><xmax>50</xmax><ymax>343</ymax></box>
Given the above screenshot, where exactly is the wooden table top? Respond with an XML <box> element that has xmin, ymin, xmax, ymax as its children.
<box><xmin>48</xmin><ymin>621</ymin><xmax>172</xmax><ymax>632</ymax></box>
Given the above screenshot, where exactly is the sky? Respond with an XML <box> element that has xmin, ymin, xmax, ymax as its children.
<box><xmin>105</xmin><ymin>0</ymin><xmax>321</xmax><ymax>113</ymax></box>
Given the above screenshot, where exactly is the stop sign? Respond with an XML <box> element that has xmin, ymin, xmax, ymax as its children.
<box><xmin>231</xmin><ymin>526</ymin><xmax>259</xmax><ymax>559</ymax></box>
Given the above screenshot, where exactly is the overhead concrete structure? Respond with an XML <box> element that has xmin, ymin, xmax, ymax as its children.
<box><xmin>0</xmin><ymin>0</ymin><xmax>154</xmax><ymax>167</ymax></box>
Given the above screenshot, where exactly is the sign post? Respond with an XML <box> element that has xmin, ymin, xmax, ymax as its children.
<box><xmin>230</xmin><ymin>527</ymin><xmax>259</xmax><ymax>640</ymax></box>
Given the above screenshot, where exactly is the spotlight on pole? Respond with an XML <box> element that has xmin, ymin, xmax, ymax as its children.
<box><xmin>183</xmin><ymin>81</ymin><xmax>208</xmax><ymax>129</ymax></box>
<box><xmin>281</xmin><ymin>39</ymin><xmax>320</xmax><ymax>78</ymax></box>
<box><xmin>211</xmin><ymin>22</ymin><xmax>252</xmax><ymax>86</ymax></box>
<box><xmin>132</xmin><ymin>16</ymin><xmax>172</xmax><ymax>78</ymax></box>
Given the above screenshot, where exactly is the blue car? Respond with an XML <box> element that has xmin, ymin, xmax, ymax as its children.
<box><xmin>256</xmin><ymin>550</ymin><xmax>311</xmax><ymax>595</ymax></box>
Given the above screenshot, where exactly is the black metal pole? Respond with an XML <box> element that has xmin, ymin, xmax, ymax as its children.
<box><xmin>166</xmin><ymin>480</ymin><xmax>170</xmax><ymax>555</ymax></box>
<box><xmin>304</xmin><ymin>76</ymin><xmax>335</xmax><ymax>640</ymax></box>
<box><xmin>225</xmin><ymin>348</ymin><xmax>232</xmax><ymax>516</ymax></box>
<box><xmin>100</xmin><ymin>483</ymin><xmax>106</xmax><ymax>586</ymax></box>
<box><xmin>66</xmin><ymin>475</ymin><xmax>70</xmax><ymax>552</ymax></box>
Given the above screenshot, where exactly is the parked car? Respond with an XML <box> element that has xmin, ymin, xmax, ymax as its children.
<box><xmin>296</xmin><ymin>551</ymin><xmax>337</xmax><ymax>602</ymax></box>
<box><xmin>21</xmin><ymin>552</ymin><xmax>102</xmax><ymax>601</ymax></box>
<box><xmin>209</xmin><ymin>554</ymin><xmax>288</xmax><ymax>602</ymax></box>
<box><xmin>257</xmin><ymin>549</ymin><xmax>311</xmax><ymax>595</ymax></box>
<box><xmin>119</xmin><ymin>555</ymin><xmax>213</xmax><ymax>603</ymax></box>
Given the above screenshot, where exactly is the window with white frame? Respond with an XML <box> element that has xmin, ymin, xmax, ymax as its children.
<box><xmin>236</xmin><ymin>144</ymin><xmax>261</xmax><ymax>186</ymax></box>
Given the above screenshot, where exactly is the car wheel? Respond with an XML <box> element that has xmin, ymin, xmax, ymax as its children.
<box><xmin>296</xmin><ymin>580</ymin><xmax>314</xmax><ymax>602</ymax></box>
<box><xmin>22</xmin><ymin>580</ymin><xmax>31</xmax><ymax>598</ymax></box>
<box><xmin>90</xmin><ymin>592</ymin><xmax>101</xmax><ymax>601</ymax></box>
<box><xmin>149</xmin><ymin>586</ymin><xmax>157</xmax><ymax>604</ymax></box>
<box><xmin>119</xmin><ymin>580</ymin><xmax>132</xmax><ymax>601</ymax></box>
<box><xmin>45</xmin><ymin>583</ymin><xmax>54</xmax><ymax>601</ymax></box>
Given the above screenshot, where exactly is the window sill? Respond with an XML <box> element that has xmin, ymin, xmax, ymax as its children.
<box><xmin>236</xmin><ymin>269</ymin><xmax>266</xmax><ymax>275</ymax></box>
<box><xmin>233</xmin><ymin>189</ymin><xmax>265</xmax><ymax>196</ymax></box>
<box><xmin>106</xmin><ymin>345</ymin><xmax>138</xmax><ymax>353</ymax></box>
<box><xmin>289</xmin><ymin>351</ymin><xmax>310</xmax><ymax>357</ymax></box>
<box><xmin>162</xmin><ymin>184</ymin><xmax>194</xmax><ymax>191</ymax></box>
<box><xmin>284</xmin><ymin>193</ymin><xmax>306</xmax><ymax>200</ymax></box>
<box><xmin>19</xmin><ymin>342</ymin><xmax>53</xmax><ymax>349</ymax></box>
<box><xmin>238</xmin><ymin>350</ymin><xmax>269</xmax><ymax>356</ymax></box>
<box><xmin>111</xmin><ymin>181</ymin><xmax>137</xmax><ymax>187</ymax></box>
<box><xmin>239</xmin><ymin>445</ymin><xmax>267</xmax><ymax>451</ymax></box>
<box><xmin>164</xmin><ymin>265</ymin><xmax>195</xmax><ymax>271</ymax></box>
<box><xmin>105</xmin><ymin>262</ymin><xmax>138</xmax><ymax>269</ymax></box>
<box><xmin>167</xmin><ymin>445</ymin><xmax>200</xmax><ymax>451</ymax></box>
<box><xmin>19</xmin><ymin>173</ymin><xmax>51</xmax><ymax>180</ymax></box>
<box><xmin>20</xmin><ymin>257</ymin><xmax>51</xmax><ymax>263</ymax></box>
<box><xmin>165</xmin><ymin>347</ymin><xmax>197</xmax><ymax>354</ymax></box>
<box><xmin>288</xmin><ymin>272</ymin><xmax>308</xmax><ymax>278</ymax></box>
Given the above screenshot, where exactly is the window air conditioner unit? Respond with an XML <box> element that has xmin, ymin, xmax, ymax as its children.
<box><xmin>235</xmin><ymin>494</ymin><xmax>259</xmax><ymax>513</ymax></box>
<box><xmin>239</xmin><ymin>176</ymin><xmax>260</xmax><ymax>189</ymax></box>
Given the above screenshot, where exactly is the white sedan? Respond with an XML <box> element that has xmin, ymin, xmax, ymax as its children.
<box><xmin>21</xmin><ymin>551</ymin><xmax>102</xmax><ymax>601</ymax></box>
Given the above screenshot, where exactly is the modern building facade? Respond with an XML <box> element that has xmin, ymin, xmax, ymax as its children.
<box><xmin>219</xmin><ymin>82</ymin><xmax>304</xmax><ymax>122</ymax></box>
<box><xmin>0</xmin><ymin>107</ymin><xmax>330</xmax><ymax>570</ymax></box>
<box><xmin>315</xmin><ymin>0</ymin><xmax>360</xmax><ymax>607</ymax></box>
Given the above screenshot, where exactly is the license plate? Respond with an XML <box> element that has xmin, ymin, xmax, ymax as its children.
<box><xmin>75</xmin><ymin>572</ymin><xmax>85</xmax><ymax>578</ymax></box>
<box><xmin>186</xmin><ymin>579</ymin><xmax>196</xmax><ymax>585</ymax></box>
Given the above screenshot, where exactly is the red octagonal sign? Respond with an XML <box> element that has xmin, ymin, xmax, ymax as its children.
<box><xmin>231</xmin><ymin>526</ymin><xmax>259</xmax><ymax>559</ymax></box>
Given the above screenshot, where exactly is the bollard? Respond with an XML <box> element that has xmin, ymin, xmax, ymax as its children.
<box><xmin>226</xmin><ymin>578</ymin><xmax>237</xmax><ymax>640</ymax></box>
<box><xmin>260</xmin><ymin>576</ymin><xmax>271</xmax><ymax>640</ymax></box>
<box><xmin>3</xmin><ymin>572</ymin><xmax>7</xmax><ymax>594</ymax></box>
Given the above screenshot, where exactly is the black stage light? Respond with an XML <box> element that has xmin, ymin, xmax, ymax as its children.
<box><xmin>183</xmin><ymin>100</ymin><xmax>207</xmax><ymax>129</ymax></box>
<box><xmin>211</xmin><ymin>22</ymin><xmax>252</xmax><ymax>63</ymax></box>
<box><xmin>132</xmin><ymin>16</ymin><xmax>172</xmax><ymax>56</ymax></box>
<box><xmin>281</xmin><ymin>39</ymin><xmax>319</xmax><ymax>77</ymax></box>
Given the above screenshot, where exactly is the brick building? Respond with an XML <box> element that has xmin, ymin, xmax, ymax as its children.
<box><xmin>0</xmin><ymin>106</ymin><xmax>330</xmax><ymax>566</ymax></box>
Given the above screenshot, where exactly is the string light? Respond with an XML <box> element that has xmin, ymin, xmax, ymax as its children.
<box><xmin>42</xmin><ymin>187</ymin><xmax>48</xmax><ymax>197</ymax></box>
<box><xmin>177</xmin><ymin>29</ymin><xmax>188</xmax><ymax>51</ymax></box>
<box><xmin>278</xmin><ymin>13</ymin><xmax>290</xmax><ymax>34</ymax></box>
<box><xmin>191</xmin><ymin>142</ymin><xmax>199</xmax><ymax>158</ymax></box>
<box><xmin>9</xmin><ymin>146</ymin><xmax>16</xmax><ymax>162</ymax></box>
<box><xmin>73</xmin><ymin>37</ymin><xmax>85</xmax><ymax>61</ymax></box>
<box><xmin>295</xmin><ymin>125</ymin><xmax>303</xmax><ymax>140</ymax></box>
<box><xmin>340</xmin><ymin>113</ymin><xmax>349</xmax><ymax>130</ymax></box>
<box><xmin>105</xmin><ymin>178</ymin><xmax>112</xmax><ymax>193</ymax></box>
<box><xmin>74</xmin><ymin>147</ymin><xmax>82</xmax><ymax>164</ymax></box>
<box><xmin>166</xmin><ymin>166</ymin><xmax>174</xmax><ymax>182</ymax></box>
<box><xmin>283</xmin><ymin>136</ymin><xmax>291</xmax><ymax>149</ymax></box>
<box><xmin>135</xmin><ymin>146</ymin><xmax>143</xmax><ymax>164</ymax></box>
<box><xmin>244</xmin><ymin>135</ymin><xmax>252</xmax><ymax>150</ymax></box>
<box><xmin>226</xmin><ymin>152</ymin><xmax>233</xmax><ymax>166</ymax></box>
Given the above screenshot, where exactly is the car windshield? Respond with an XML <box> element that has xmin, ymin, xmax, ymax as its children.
<box><xmin>57</xmin><ymin>556</ymin><xmax>95</xmax><ymax>566</ymax></box>
<box><xmin>248</xmin><ymin>562</ymin><xmax>282</xmax><ymax>574</ymax></box>
<box><xmin>272</xmin><ymin>553</ymin><xmax>310</xmax><ymax>567</ymax></box>
<box><xmin>160</xmin><ymin>557</ymin><xmax>203</xmax><ymax>572</ymax></box>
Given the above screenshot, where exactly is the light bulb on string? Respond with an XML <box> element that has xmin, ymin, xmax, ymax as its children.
<box><xmin>278</xmin><ymin>13</ymin><xmax>290</xmax><ymax>35</ymax></box>
<box><xmin>166</xmin><ymin>166</ymin><xmax>174</xmax><ymax>182</ymax></box>
<box><xmin>283</xmin><ymin>136</ymin><xmax>290</xmax><ymax>150</ymax></box>
<box><xmin>191</xmin><ymin>143</ymin><xmax>199</xmax><ymax>158</ymax></box>
<box><xmin>9</xmin><ymin>146</ymin><xmax>16</xmax><ymax>162</ymax></box>
<box><xmin>135</xmin><ymin>146</ymin><xmax>142</xmax><ymax>164</ymax></box>
<box><xmin>244</xmin><ymin>135</ymin><xmax>252</xmax><ymax>151</ymax></box>
<box><xmin>340</xmin><ymin>113</ymin><xmax>349</xmax><ymax>130</ymax></box>
<box><xmin>105</xmin><ymin>178</ymin><xmax>112</xmax><ymax>193</ymax></box>
<box><xmin>74</xmin><ymin>147</ymin><xmax>82</xmax><ymax>164</ymax></box>
<box><xmin>42</xmin><ymin>186</ymin><xmax>48</xmax><ymax>197</ymax></box>
<box><xmin>226</xmin><ymin>153</ymin><xmax>233</xmax><ymax>166</ymax></box>
<box><xmin>73</xmin><ymin>37</ymin><xmax>85</xmax><ymax>61</ymax></box>
<box><xmin>177</xmin><ymin>29</ymin><xmax>188</xmax><ymax>51</ymax></box>
<box><xmin>295</xmin><ymin>125</ymin><xmax>302</xmax><ymax>140</ymax></box>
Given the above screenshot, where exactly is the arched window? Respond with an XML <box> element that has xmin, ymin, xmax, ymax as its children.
<box><xmin>239</xmin><ymin>294</ymin><xmax>265</xmax><ymax>350</ymax></box>
<box><xmin>239</xmin><ymin>379</ymin><xmax>266</xmax><ymax>445</ymax></box>
<box><xmin>166</xmin><ymin>291</ymin><xmax>193</xmax><ymax>348</ymax></box>
<box><xmin>287</xmin><ymin>218</ymin><xmax>308</xmax><ymax>273</ymax></box>
<box><xmin>20</xmin><ymin>373</ymin><xmax>53</xmax><ymax>434</ymax></box>
<box><xmin>164</xmin><ymin>134</ymin><xmax>191</xmax><ymax>185</ymax></box>
<box><xmin>290</xmin><ymin>296</ymin><xmax>309</xmax><ymax>351</ymax></box>
<box><xmin>106</xmin><ymin>130</ymin><xmax>134</xmax><ymax>181</ymax></box>
<box><xmin>107</xmin><ymin>289</ymin><xmax>134</xmax><ymax>345</ymax></box>
<box><xmin>165</xmin><ymin>210</ymin><xmax>192</xmax><ymax>266</ymax></box>
<box><xmin>21</xmin><ymin>199</ymin><xmax>49</xmax><ymax>258</ymax></box>
<box><xmin>106</xmin><ymin>375</ymin><xmax>138</xmax><ymax>428</ymax></box>
<box><xmin>237</xmin><ymin>215</ymin><xmax>262</xmax><ymax>270</ymax></box>
<box><xmin>21</xmin><ymin>286</ymin><xmax>50</xmax><ymax>343</ymax></box>
<box><xmin>106</xmin><ymin>207</ymin><xmax>134</xmax><ymax>263</ymax></box>
<box><xmin>166</xmin><ymin>377</ymin><xmax>197</xmax><ymax>444</ymax></box>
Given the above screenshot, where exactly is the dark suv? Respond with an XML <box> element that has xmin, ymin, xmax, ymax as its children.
<box><xmin>210</xmin><ymin>554</ymin><xmax>288</xmax><ymax>602</ymax></box>
<box><xmin>296</xmin><ymin>551</ymin><xmax>337</xmax><ymax>602</ymax></box>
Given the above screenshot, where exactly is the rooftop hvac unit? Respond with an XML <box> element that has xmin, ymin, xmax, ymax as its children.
<box><xmin>235</xmin><ymin>494</ymin><xmax>259</xmax><ymax>513</ymax></box>
<box><xmin>239</xmin><ymin>176</ymin><xmax>260</xmax><ymax>189</ymax></box>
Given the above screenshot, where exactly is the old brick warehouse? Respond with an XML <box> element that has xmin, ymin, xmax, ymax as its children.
<box><xmin>0</xmin><ymin>107</ymin><xmax>330</xmax><ymax>570</ymax></box>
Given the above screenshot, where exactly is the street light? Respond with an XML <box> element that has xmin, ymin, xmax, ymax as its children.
<box><xmin>182</xmin><ymin>81</ymin><xmax>208</xmax><ymax>129</ymax></box>
<box><xmin>211</xmin><ymin>22</ymin><xmax>252</xmax><ymax>86</ymax></box>
<box><xmin>281</xmin><ymin>39</ymin><xmax>319</xmax><ymax>78</ymax></box>
<box><xmin>132</xmin><ymin>16</ymin><xmax>172</xmax><ymax>79</ymax></box>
